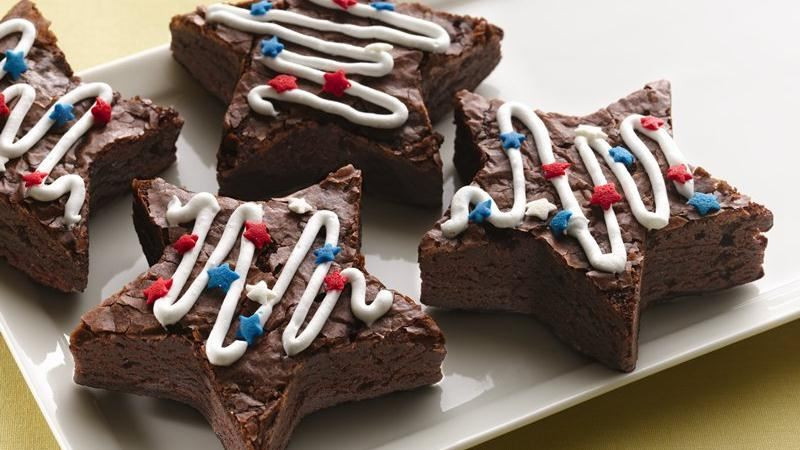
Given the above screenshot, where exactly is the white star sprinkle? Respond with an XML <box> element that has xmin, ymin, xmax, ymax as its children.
<box><xmin>574</xmin><ymin>124</ymin><xmax>608</xmax><ymax>141</ymax></box>
<box><xmin>245</xmin><ymin>281</ymin><xmax>277</xmax><ymax>305</ymax></box>
<box><xmin>525</xmin><ymin>198</ymin><xmax>557</xmax><ymax>220</ymax></box>
<box><xmin>287</xmin><ymin>197</ymin><xmax>314</xmax><ymax>214</ymax></box>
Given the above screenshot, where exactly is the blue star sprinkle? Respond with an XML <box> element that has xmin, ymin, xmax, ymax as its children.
<box><xmin>500</xmin><ymin>131</ymin><xmax>526</xmax><ymax>150</ymax></box>
<box><xmin>260</xmin><ymin>36</ymin><xmax>284</xmax><ymax>58</ymax></box>
<box><xmin>314</xmin><ymin>243</ymin><xmax>341</xmax><ymax>265</ymax></box>
<box><xmin>687</xmin><ymin>192</ymin><xmax>720</xmax><ymax>216</ymax></box>
<box><xmin>549</xmin><ymin>210</ymin><xmax>573</xmax><ymax>237</ymax></box>
<box><xmin>49</xmin><ymin>103</ymin><xmax>75</xmax><ymax>126</ymax></box>
<box><xmin>250</xmin><ymin>0</ymin><xmax>272</xmax><ymax>16</ymax></box>
<box><xmin>3</xmin><ymin>50</ymin><xmax>27</xmax><ymax>80</ymax></box>
<box><xmin>608</xmin><ymin>146</ymin><xmax>635</xmax><ymax>168</ymax></box>
<box><xmin>236</xmin><ymin>313</ymin><xmax>264</xmax><ymax>347</ymax></box>
<box><xmin>207</xmin><ymin>263</ymin><xmax>240</xmax><ymax>292</ymax></box>
<box><xmin>370</xmin><ymin>1</ymin><xmax>396</xmax><ymax>11</ymax></box>
<box><xmin>468</xmin><ymin>199</ymin><xmax>493</xmax><ymax>224</ymax></box>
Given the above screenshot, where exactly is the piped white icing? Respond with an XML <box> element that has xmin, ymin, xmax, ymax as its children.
<box><xmin>0</xmin><ymin>17</ymin><xmax>116</xmax><ymax>226</ymax></box>
<box><xmin>441</xmin><ymin>102</ymin><xmax>538</xmax><ymax>238</ymax></box>
<box><xmin>152</xmin><ymin>193</ymin><xmax>259</xmax><ymax>366</ymax></box>
<box><xmin>245</xmin><ymin>210</ymin><xmax>392</xmax><ymax>356</ymax></box>
<box><xmin>0</xmin><ymin>81</ymin><xmax>114</xmax><ymax>226</ymax></box>
<box><xmin>153</xmin><ymin>194</ymin><xmax>393</xmax><ymax>365</ymax></box>
<box><xmin>616</xmin><ymin>115</ymin><xmax>694</xmax><ymax>228</ymax></box>
<box><xmin>0</xmin><ymin>18</ymin><xmax>35</xmax><ymax>80</ymax></box>
<box><xmin>205</xmin><ymin>0</ymin><xmax>450</xmax><ymax>128</ymax></box>
<box><xmin>442</xmin><ymin>100</ymin><xmax>699</xmax><ymax>274</ymax></box>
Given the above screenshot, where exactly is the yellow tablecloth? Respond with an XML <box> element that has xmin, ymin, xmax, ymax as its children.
<box><xmin>0</xmin><ymin>1</ymin><xmax>798</xmax><ymax>449</ymax></box>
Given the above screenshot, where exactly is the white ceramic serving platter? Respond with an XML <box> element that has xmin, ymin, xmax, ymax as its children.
<box><xmin>2</xmin><ymin>0</ymin><xmax>800</xmax><ymax>448</ymax></box>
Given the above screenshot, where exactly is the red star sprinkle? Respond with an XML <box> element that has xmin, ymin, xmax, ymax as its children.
<box><xmin>640</xmin><ymin>116</ymin><xmax>665</xmax><ymax>131</ymax></box>
<box><xmin>666</xmin><ymin>164</ymin><xmax>693</xmax><ymax>184</ymax></box>
<box><xmin>91</xmin><ymin>97</ymin><xmax>112</xmax><ymax>126</ymax></box>
<box><xmin>144</xmin><ymin>277</ymin><xmax>173</xmax><ymax>305</ymax></box>
<box><xmin>590</xmin><ymin>183</ymin><xmax>623</xmax><ymax>210</ymax></box>
<box><xmin>268</xmin><ymin>74</ymin><xmax>298</xmax><ymax>93</ymax></box>
<box><xmin>21</xmin><ymin>171</ymin><xmax>47</xmax><ymax>187</ymax></box>
<box><xmin>173</xmin><ymin>233</ymin><xmax>199</xmax><ymax>254</ymax></box>
<box><xmin>333</xmin><ymin>0</ymin><xmax>358</xmax><ymax>9</ymax></box>
<box><xmin>324</xmin><ymin>270</ymin><xmax>347</xmax><ymax>291</ymax></box>
<box><xmin>321</xmin><ymin>70</ymin><xmax>351</xmax><ymax>97</ymax></box>
<box><xmin>0</xmin><ymin>94</ymin><xmax>9</xmax><ymax>118</ymax></box>
<box><xmin>244</xmin><ymin>221</ymin><xmax>271</xmax><ymax>249</ymax></box>
<box><xmin>542</xmin><ymin>162</ymin><xmax>571</xmax><ymax>179</ymax></box>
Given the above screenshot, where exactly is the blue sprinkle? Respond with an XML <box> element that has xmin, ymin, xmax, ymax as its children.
<box><xmin>500</xmin><ymin>131</ymin><xmax>526</xmax><ymax>150</ymax></box>
<box><xmin>3</xmin><ymin>50</ymin><xmax>27</xmax><ymax>80</ymax></box>
<box><xmin>207</xmin><ymin>263</ymin><xmax>240</xmax><ymax>292</ymax></box>
<box><xmin>468</xmin><ymin>199</ymin><xmax>492</xmax><ymax>224</ymax></box>
<box><xmin>549</xmin><ymin>210</ymin><xmax>572</xmax><ymax>237</ymax></box>
<box><xmin>314</xmin><ymin>243</ymin><xmax>341</xmax><ymax>265</ymax></box>
<box><xmin>250</xmin><ymin>0</ymin><xmax>272</xmax><ymax>16</ymax></box>
<box><xmin>370</xmin><ymin>1</ymin><xmax>396</xmax><ymax>11</ymax></box>
<box><xmin>49</xmin><ymin>103</ymin><xmax>75</xmax><ymax>126</ymax></box>
<box><xmin>260</xmin><ymin>36</ymin><xmax>284</xmax><ymax>58</ymax></box>
<box><xmin>236</xmin><ymin>313</ymin><xmax>264</xmax><ymax>347</ymax></box>
<box><xmin>608</xmin><ymin>146</ymin><xmax>635</xmax><ymax>168</ymax></box>
<box><xmin>687</xmin><ymin>192</ymin><xmax>720</xmax><ymax>216</ymax></box>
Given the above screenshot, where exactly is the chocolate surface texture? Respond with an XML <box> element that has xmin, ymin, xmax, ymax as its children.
<box><xmin>169</xmin><ymin>0</ymin><xmax>503</xmax><ymax>206</ymax></box>
<box><xmin>70</xmin><ymin>166</ymin><xmax>446</xmax><ymax>450</ymax></box>
<box><xmin>0</xmin><ymin>0</ymin><xmax>183</xmax><ymax>292</ymax></box>
<box><xmin>419</xmin><ymin>81</ymin><xmax>773</xmax><ymax>371</ymax></box>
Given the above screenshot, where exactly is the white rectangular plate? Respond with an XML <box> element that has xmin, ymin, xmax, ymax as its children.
<box><xmin>2</xmin><ymin>0</ymin><xmax>800</xmax><ymax>449</ymax></box>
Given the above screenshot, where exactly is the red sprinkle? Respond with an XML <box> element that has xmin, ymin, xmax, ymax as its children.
<box><xmin>667</xmin><ymin>164</ymin><xmax>693</xmax><ymax>184</ymax></box>
<box><xmin>173</xmin><ymin>233</ymin><xmax>199</xmax><ymax>254</ymax></box>
<box><xmin>640</xmin><ymin>116</ymin><xmax>665</xmax><ymax>131</ymax></box>
<box><xmin>321</xmin><ymin>70</ymin><xmax>351</xmax><ymax>97</ymax></box>
<box><xmin>21</xmin><ymin>171</ymin><xmax>47</xmax><ymax>187</ymax></box>
<box><xmin>333</xmin><ymin>0</ymin><xmax>358</xmax><ymax>9</ymax></box>
<box><xmin>324</xmin><ymin>270</ymin><xmax>347</xmax><ymax>291</ymax></box>
<box><xmin>244</xmin><ymin>221</ymin><xmax>271</xmax><ymax>249</ymax></box>
<box><xmin>0</xmin><ymin>94</ymin><xmax>9</xmax><ymax>118</ymax></box>
<box><xmin>590</xmin><ymin>183</ymin><xmax>623</xmax><ymax>210</ymax></box>
<box><xmin>144</xmin><ymin>277</ymin><xmax>173</xmax><ymax>305</ymax></box>
<box><xmin>91</xmin><ymin>97</ymin><xmax>112</xmax><ymax>126</ymax></box>
<box><xmin>268</xmin><ymin>74</ymin><xmax>298</xmax><ymax>93</ymax></box>
<box><xmin>542</xmin><ymin>162</ymin><xmax>571</xmax><ymax>179</ymax></box>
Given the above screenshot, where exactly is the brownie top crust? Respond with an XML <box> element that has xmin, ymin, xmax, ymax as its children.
<box><xmin>170</xmin><ymin>0</ymin><xmax>503</xmax><ymax>206</ymax></box>
<box><xmin>212</xmin><ymin>0</ymin><xmax>502</xmax><ymax>180</ymax></box>
<box><xmin>72</xmin><ymin>166</ymin><xmax>445</xmax><ymax>445</ymax></box>
<box><xmin>423</xmin><ymin>82</ymin><xmax>773</xmax><ymax>297</ymax></box>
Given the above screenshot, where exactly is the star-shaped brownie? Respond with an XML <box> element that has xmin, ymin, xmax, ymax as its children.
<box><xmin>419</xmin><ymin>81</ymin><xmax>773</xmax><ymax>372</ymax></box>
<box><xmin>0</xmin><ymin>1</ymin><xmax>183</xmax><ymax>292</ymax></box>
<box><xmin>70</xmin><ymin>166</ymin><xmax>445</xmax><ymax>449</ymax></box>
<box><xmin>170</xmin><ymin>0</ymin><xmax>504</xmax><ymax>206</ymax></box>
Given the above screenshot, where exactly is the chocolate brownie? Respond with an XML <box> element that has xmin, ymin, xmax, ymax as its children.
<box><xmin>70</xmin><ymin>166</ymin><xmax>446</xmax><ymax>450</ymax></box>
<box><xmin>170</xmin><ymin>0</ymin><xmax>503</xmax><ymax>206</ymax></box>
<box><xmin>0</xmin><ymin>0</ymin><xmax>183</xmax><ymax>292</ymax></box>
<box><xmin>419</xmin><ymin>82</ymin><xmax>772</xmax><ymax>372</ymax></box>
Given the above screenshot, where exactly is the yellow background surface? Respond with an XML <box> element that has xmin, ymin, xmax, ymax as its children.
<box><xmin>0</xmin><ymin>1</ymin><xmax>798</xmax><ymax>449</ymax></box>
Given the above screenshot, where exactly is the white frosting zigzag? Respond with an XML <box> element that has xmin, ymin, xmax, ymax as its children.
<box><xmin>443</xmin><ymin>101</ymin><xmax>700</xmax><ymax>274</ymax></box>
<box><xmin>441</xmin><ymin>102</ymin><xmax>533</xmax><ymax>237</ymax></box>
<box><xmin>205</xmin><ymin>0</ymin><xmax>451</xmax><ymax>129</ymax></box>
<box><xmin>245</xmin><ymin>209</ymin><xmax>393</xmax><ymax>356</ymax></box>
<box><xmin>153</xmin><ymin>193</ymin><xmax>393</xmax><ymax>366</ymax></box>
<box><xmin>0</xmin><ymin>18</ymin><xmax>114</xmax><ymax>226</ymax></box>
